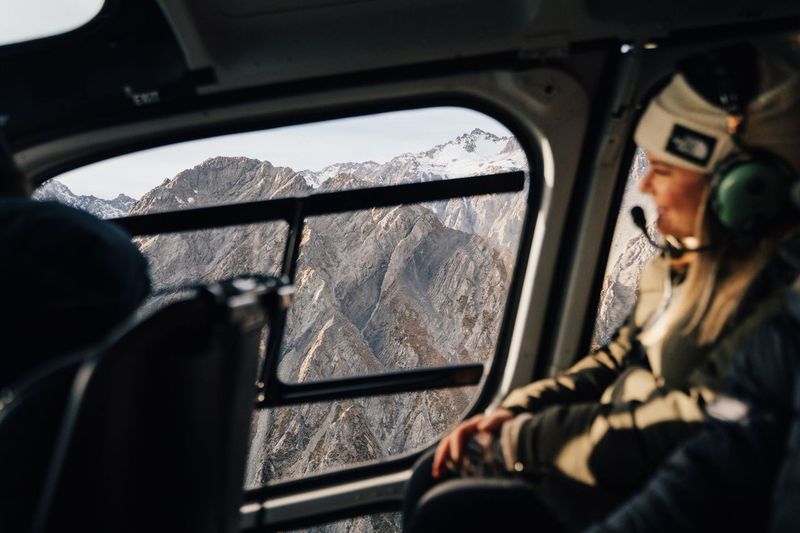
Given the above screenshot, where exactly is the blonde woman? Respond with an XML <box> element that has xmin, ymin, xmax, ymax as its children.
<box><xmin>404</xmin><ymin>44</ymin><xmax>800</xmax><ymax>532</ymax></box>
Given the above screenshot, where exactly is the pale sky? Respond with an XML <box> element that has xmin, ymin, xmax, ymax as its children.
<box><xmin>56</xmin><ymin>108</ymin><xmax>514</xmax><ymax>199</ymax></box>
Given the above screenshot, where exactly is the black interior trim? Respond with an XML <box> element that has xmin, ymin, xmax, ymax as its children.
<box><xmin>111</xmin><ymin>171</ymin><xmax>524</xmax><ymax>236</ymax></box>
<box><xmin>259</xmin><ymin>363</ymin><xmax>484</xmax><ymax>408</ymax></box>
<box><xmin>241</xmin><ymin>500</ymin><xmax>398</xmax><ymax>533</ymax></box>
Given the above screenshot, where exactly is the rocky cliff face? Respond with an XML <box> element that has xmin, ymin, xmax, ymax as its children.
<box><xmin>130</xmin><ymin>156</ymin><xmax>305</xmax><ymax>214</ymax></box>
<box><xmin>124</xmin><ymin>159</ymin><xmax>511</xmax><ymax>488</ymax></box>
<box><xmin>592</xmin><ymin>149</ymin><xmax>656</xmax><ymax>347</ymax></box>
<box><xmin>298</xmin><ymin>129</ymin><xmax>528</xmax><ymax>252</ymax></box>
<box><xmin>593</xmin><ymin>231</ymin><xmax>656</xmax><ymax>347</ymax></box>
<box><xmin>255</xmin><ymin>179</ymin><xmax>509</xmax><ymax>483</ymax></box>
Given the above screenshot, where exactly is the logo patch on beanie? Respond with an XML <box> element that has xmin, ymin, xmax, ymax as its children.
<box><xmin>665</xmin><ymin>124</ymin><xmax>717</xmax><ymax>167</ymax></box>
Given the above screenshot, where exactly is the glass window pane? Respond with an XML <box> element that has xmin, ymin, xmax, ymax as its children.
<box><xmin>134</xmin><ymin>222</ymin><xmax>288</xmax><ymax>314</ymax></box>
<box><xmin>246</xmin><ymin>388</ymin><xmax>477</xmax><ymax>486</ymax></box>
<box><xmin>41</xmin><ymin>106</ymin><xmax>530</xmax><ymax>486</ymax></box>
<box><xmin>0</xmin><ymin>1</ymin><xmax>104</xmax><ymax>47</ymax></box>
<box><xmin>50</xmin><ymin>108</ymin><xmax>521</xmax><ymax>214</ymax></box>
<box><xmin>593</xmin><ymin>149</ymin><xmax>658</xmax><ymax>348</ymax></box>
<box><xmin>278</xmin><ymin>192</ymin><xmax>523</xmax><ymax>382</ymax></box>
<box><xmin>289</xmin><ymin>512</ymin><xmax>401</xmax><ymax>533</ymax></box>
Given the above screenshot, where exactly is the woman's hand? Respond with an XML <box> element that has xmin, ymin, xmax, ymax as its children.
<box><xmin>431</xmin><ymin>408</ymin><xmax>515</xmax><ymax>478</ymax></box>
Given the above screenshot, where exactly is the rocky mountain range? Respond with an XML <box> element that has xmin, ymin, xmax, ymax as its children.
<box><xmin>592</xmin><ymin>149</ymin><xmax>657</xmax><ymax>348</ymax></box>
<box><xmin>300</xmin><ymin>129</ymin><xmax>527</xmax><ymax>253</ymax></box>
<box><xmin>298</xmin><ymin>129</ymin><xmax>525</xmax><ymax>189</ymax></box>
<box><xmin>33</xmin><ymin>179</ymin><xmax>136</xmax><ymax>219</ymax></box>
<box><xmin>36</xmin><ymin>130</ymin><xmax>653</xmax><ymax>532</ymax></box>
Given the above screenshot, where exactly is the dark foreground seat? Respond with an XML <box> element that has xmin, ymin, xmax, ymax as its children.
<box><xmin>0</xmin><ymin>277</ymin><xmax>288</xmax><ymax>533</ymax></box>
<box><xmin>0</xmin><ymin>354</ymin><xmax>82</xmax><ymax>533</ymax></box>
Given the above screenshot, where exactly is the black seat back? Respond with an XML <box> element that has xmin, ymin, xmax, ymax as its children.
<box><xmin>35</xmin><ymin>280</ymin><xmax>275</xmax><ymax>533</ymax></box>
<box><xmin>0</xmin><ymin>355</ymin><xmax>82</xmax><ymax>533</ymax></box>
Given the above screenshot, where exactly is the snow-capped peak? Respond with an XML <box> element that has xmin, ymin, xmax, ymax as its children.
<box><xmin>300</xmin><ymin>129</ymin><xmax>526</xmax><ymax>188</ymax></box>
<box><xmin>33</xmin><ymin>180</ymin><xmax>136</xmax><ymax>219</ymax></box>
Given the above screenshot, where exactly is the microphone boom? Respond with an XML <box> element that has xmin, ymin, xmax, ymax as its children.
<box><xmin>629</xmin><ymin>206</ymin><xmax>713</xmax><ymax>257</ymax></box>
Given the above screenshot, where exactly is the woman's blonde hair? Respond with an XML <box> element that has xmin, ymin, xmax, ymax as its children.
<box><xmin>639</xmin><ymin>186</ymin><xmax>788</xmax><ymax>348</ymax></box>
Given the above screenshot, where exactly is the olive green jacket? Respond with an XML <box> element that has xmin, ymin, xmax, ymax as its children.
<box><xmin>497</xmin><ymin>255</ymin><xmax>790</xmax><ymax>529</ymax></box>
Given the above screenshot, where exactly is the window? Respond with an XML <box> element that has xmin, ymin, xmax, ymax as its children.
<box><xmin>592</xmin><ymin>149</ymin><xmax>657</xmax><ymax>348</ymax></box>
<box><xmin>0</xmin><ymin>1</ymin><xmax>104</xmax><ymax>47</ymax></box>
<box><xmin>290</xmin><ymin>512</ymin><xmax>401</xmax><ymax>533</ymax></box>
<box><xmin>40</xmin><ymin>107</ymin><xmax>531</xmax><ymax>495</ymax></box>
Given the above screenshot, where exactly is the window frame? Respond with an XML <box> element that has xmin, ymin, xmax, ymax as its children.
<box><xmin>72</xmin><ymin>95</ymin><xmax>546</xmax><ymax>482</ymax></box>
<box><xmin>26</xmin><ymin>63</ymin><xmax>585</xmax><ymax>527</ymax></box>
<box><xmin>113</xmin><ymin>170</ymin><xmax>526</xmax><ymax>406</ymax></box>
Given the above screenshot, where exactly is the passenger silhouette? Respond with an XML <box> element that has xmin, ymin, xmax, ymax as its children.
<box><xmin>0</xmin><ymin>134</ymin><xmax>150</xmax><ymax>389</ymax></box>
<box><xmin>0</xmin><ymin>133</ymin><xmax>151</xmax><ymax>533</ymax></box>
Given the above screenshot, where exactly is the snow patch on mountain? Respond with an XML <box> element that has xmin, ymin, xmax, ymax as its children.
<box><xmin>299</xmin><ymin>129</ymin><xmax>526</xmax><ymax>188</ymax></box>
<box><xmin>34</xmin><ymin>179</ymin><xmax>136</xmax><ymax>219</ymax></box>
<box><xmin>299</xmin><ymin>161</ymin><xmax>380</xmax><ymax>188</ymax></box>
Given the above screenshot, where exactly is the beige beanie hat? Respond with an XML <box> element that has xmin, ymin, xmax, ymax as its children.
<box><xmin>635</xmin><ymin>54</ymin><xmax>800</xmax><ymax>175</ymax></box>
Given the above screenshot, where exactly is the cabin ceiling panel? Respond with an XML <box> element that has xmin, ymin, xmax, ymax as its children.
<box><xmin>158</xmin><ymin>0</ymin><xmax>800</xmax><ymax>94</ymax></box>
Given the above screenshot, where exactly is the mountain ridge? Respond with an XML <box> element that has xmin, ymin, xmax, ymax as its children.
<box><xmin>34</xmin><ymin>180</ymin><xmax>136</xmax><ymax>219</ymax></box>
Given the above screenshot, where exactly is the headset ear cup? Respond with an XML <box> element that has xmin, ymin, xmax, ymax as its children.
<box><xmin>710</xmin><ymin>151</ymin><xmax>796</xmax><ymax>233</ymax></box>
<box><xmin>709</xmin><ymin>153</ymin><xmax>738</xmax><ymax>226</ymax></box>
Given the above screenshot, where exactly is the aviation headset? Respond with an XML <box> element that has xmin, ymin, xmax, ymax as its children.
<box><xmin>678</xmin><ymin>45</ymin><xmax>799</xmax><ymax>235</ymax></box>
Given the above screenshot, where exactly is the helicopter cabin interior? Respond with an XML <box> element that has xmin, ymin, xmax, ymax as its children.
<box><xmin>1</xmin><ymin>0</ymin><xmax>799</xmax><ymax>531</ymax></box>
